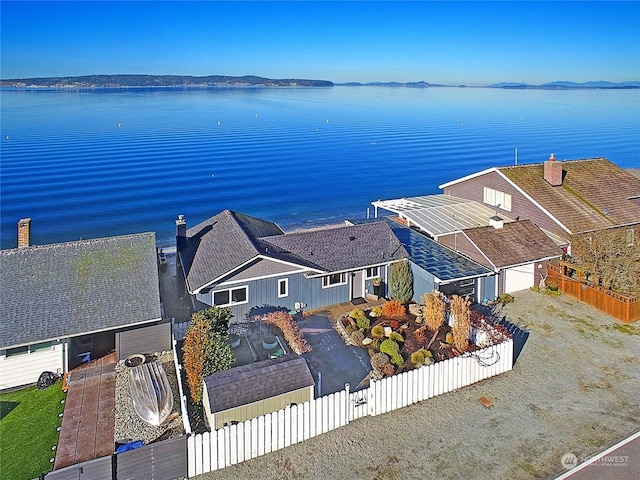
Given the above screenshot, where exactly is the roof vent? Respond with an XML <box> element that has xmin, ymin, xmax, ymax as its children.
<box><xmin>489</xmin><ymin>215</ymin><xmax>504</xmax><ymax>229</ymax></box>
<box><xmin>349</xmin><ymin>235</ymin><xmax>356</xmax><ymax>241</ymax></box>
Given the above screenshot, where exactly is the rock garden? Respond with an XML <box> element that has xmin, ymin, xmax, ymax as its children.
<box><xmin>337</xmin><ymin>292</ymin><xmax>510</xmax><ymax>379</ymax></box>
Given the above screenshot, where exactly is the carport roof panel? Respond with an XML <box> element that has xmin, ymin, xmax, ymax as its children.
<box><xmin>388</xmin><ymin>222</ymin><xmax>493</xmax><ymax>283</ymax></box>
<box><xmin>373</xmin><ymin>195</ymin><xmax>512</xmax><ymax>237</ymax></box>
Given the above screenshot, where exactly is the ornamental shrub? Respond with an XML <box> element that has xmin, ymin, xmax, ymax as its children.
<box><xmin>382</xmin><ymin>299</ymin><xmax>406</xmax><ymax>318</ymax></box>
<box><xmin>371</xmin><ymin>324</ymin><xmax>385</xmax><ymax>339</ymax></box>
<box><xmin>380</xmin><ymin>338</ymin><xmax>400</xmax><ymax>357</ymax></box>
<box><xmin>371</xmin><ymin>306</ymin><xmax>383</xmax><ymax>317</ymax></box>
<box><xmin>388</xmin><ymin>331</ymin><xmax>404</xmax><ymax>343</ymax></box>
<box><xmin>411</xmin><ymin>350</ymin><xmax>426</xmax><ymax>365</ymax></box>
<box><xmin>422</xmin><ymin>290</ymin><xmax>446</xmax><ymax>331</ymax></box>
<box><xmin>390</xmin><ymin>352</ymin><xmax>405</xmax><ymax>367</ymax></box>
<box><xmin>183</xmin><ymin>306</ymin><xmax>234</xmax><ymax>403</ymax></box>
<box><xmin>389</xmin><ymin>259</ymin><xmax>414</xmax><ymax>303</ymax></box>
<box><xmin>450</xmin><ymin>295</ymin><xmax>471</xmax><ymax>352</ymax></box>
<box><xmin>356</xmin><ymin>316</ymin><xmax>371</xmax><ymax>330</ymax></box>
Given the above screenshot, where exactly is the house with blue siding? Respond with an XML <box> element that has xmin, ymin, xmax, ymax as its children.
<box><xmin>175</xmin><ymin>210</ymin><xmax>409</xmax><ymax>320</ymax></box>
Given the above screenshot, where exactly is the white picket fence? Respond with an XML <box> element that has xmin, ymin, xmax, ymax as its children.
<box><xmin>187</xmin><ymin>338</ymin><xmax>513</xmax><ymax>477</ymax></box>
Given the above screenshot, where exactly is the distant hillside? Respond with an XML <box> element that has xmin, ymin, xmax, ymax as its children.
<box><xmin>489</xmin><ymin>80</ymin><xmax>640</xmax><ymax>90</ymax></box>
<box><xmin>0</xmin><ymin>74</ymin><xmax>334</xmax><ymax>88</ymax></box>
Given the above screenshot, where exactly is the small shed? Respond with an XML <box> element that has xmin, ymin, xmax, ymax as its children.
<box><xmin>202</xmin><ymin>354</ymin><xmax>315</xmax><ymax>430</ymax></box>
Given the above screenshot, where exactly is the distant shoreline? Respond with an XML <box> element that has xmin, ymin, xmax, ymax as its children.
<box><xmin>1</xmin><ymin>74</ymin><xmax>638</xmax><ymax>90</ymax></box>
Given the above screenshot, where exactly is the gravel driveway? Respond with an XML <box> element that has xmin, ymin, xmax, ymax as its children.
<box><xmin>195</xmin><ymin>290</ymin><xmax>640</xmax><ymax>480</ymax></box>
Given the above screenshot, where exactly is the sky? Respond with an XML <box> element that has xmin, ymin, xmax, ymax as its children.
<box><xmin>1</xmin><ymin>1</ymin><xmax>639</xmax><ymax>85</ymax></box>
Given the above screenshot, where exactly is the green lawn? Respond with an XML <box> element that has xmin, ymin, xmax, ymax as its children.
<box><xmin>0</xmin><ymin>383</ymin><xmax>66</xmax><ymax>480</ymax></box>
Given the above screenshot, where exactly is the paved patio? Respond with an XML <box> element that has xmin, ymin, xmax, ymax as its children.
<box><xmin>54</xmin><ymin>354</ymin><xmax>116</xmax><ymax>470</ymax></box>
<box><xmin>299</xmin><ymin>313</ymin><xmax>373</xmax><ymax>396</ymax></box>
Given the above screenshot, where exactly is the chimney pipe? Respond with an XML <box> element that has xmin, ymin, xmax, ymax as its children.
<box><xmin>543</xmin><ymin>153</ymin><xmax>563</xmax><ymax>186</ymax></box>
<box><xmin>18</xmin><ymin>218</ymin><xmax>31</xmax><ymax>248</ymax></box>
<box><xmin>176</xmin><ymin>215</ymin><xmax>187</xmax><ymax>250</ymax></box>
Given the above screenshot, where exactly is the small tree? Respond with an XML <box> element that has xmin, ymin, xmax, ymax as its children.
<box><xmin>183</xmin><ymin>306</ymin><xmax>234</xmax><ymax>403</ymax></box>
<box><xmin>571</xmin><ymin>229</ymin><xmax>640</xmax><ymax>294</ymax></box>
<box><xmin>422</xmin><ymin>290</ymin><xmax>446</xmax><ymax>331</ymax></box>
<box><xmin>389</xmin><ymin>259</ymin><xmax>414</xmax><ymax>303</ymax></box>
<box><xmin>450</xmin><ymin>295</ymin><xmax>471</xmax><ymax>352</ymax></box>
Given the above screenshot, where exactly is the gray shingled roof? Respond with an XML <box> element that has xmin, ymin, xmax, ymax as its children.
<box><xmin>180</xmin><ymin>211</ymin><xmax>409</xmax><ymax>292</ymax></box>
<box><xmin>261</xmin><ymin>221</ymin><xmax>409</xmax><ymax>273</ymax></box>
<box><xmin>463</xmin><ymin>220</ymin><xmax>563</xmax><ymax>269</ymax></box>
<box><xmin>203</xmin><ymin>354</ymin><xmax>314</xmax><ymax>413</ymax></box>
<box><xmin>180</xmin><ymin>210</ymin><xmax>285</xmax><ymax>293</ymax></box>
<box><xmin>0</xmin><ymin>233</ymin><xmax>161</xmax><ymax>349</ymax></box>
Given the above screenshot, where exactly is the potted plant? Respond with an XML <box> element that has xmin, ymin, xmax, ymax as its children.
<box><xmin>372</xmin><ymin>277</ymin><xmax>382</xmax><ymax>297</ymax></box>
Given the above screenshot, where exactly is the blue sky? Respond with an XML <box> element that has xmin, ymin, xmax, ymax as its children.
<box><xmin>1</xmin><ymin>1</ymin><xmax>639</xmax><ymax>85</ymax></box>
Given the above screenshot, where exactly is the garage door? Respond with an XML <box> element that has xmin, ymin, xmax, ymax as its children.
<box><xmin>504</xmin><ymin>263</ymin><xmax>534</xmax><ymax>293</ymax></box>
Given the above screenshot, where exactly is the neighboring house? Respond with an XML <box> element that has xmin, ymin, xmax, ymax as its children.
<box><xmin>438</xmin><ymin>156</ymin><xmax>640</xmax><ymax>247</ymax></box>
<box><xmin>176</xmin><ymin>210</ymin><xmax>409</xmax><ymax>320</ymax></box>
<box><xmin>351</xmin><ymin>218</ymin><xmax>496</xmax><ymax>303</ymax></box>
<box><xmin>0</xmin><ymin>221</ymin><xmax>166</xmax><ymax>390</ymax></box>
<box><xmin>202</xmin><ymin>354</ymin><xmax>314</xmax><ymax>430</ymax></box>
<box><xmin>456</xmin><ymin>219</ymin><xmax>563</xmax><ymax>295</ymax></box>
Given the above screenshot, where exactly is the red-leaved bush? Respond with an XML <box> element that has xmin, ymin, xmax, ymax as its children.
<box><xmin>264</xmin><ymin>311</ymin><xmax>311</xmax><ymax>354</ymax></box>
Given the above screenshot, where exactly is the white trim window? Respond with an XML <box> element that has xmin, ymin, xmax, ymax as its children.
<box><xmin>278</xmin><ymin>278</ymin><xmax>289</xmax><ymax>298</ymax></box>
<box><xmin>483</xmin><ymin>187</ymin><xmax>512</xmax><ymax>211</ymax></box>
<box><xmin>322</xmin><ymin>273</ymin><xmax>347</xmax><ymax>288</ymax></box>
<box><xmin>213</xmin><ymin>286</ymin><xmax>248</xmax><ymax>307</ymax></box>
<box><xmin>365</xmin><ymin>266</ymin><xmax>380</xmax><ymax>279</ymax></box>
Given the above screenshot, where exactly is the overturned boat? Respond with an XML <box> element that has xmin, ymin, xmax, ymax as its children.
<box><xmin>127</xmin><ymin>358</ymin><xmax>174</xmax><ymax>426</ymax></box>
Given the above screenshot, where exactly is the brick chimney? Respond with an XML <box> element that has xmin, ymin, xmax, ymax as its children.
<box><xmin>176</xmin><ymin>215</ymin><xmax>187</xmax><ymax>250</ymax></box>
<box><xmin>17</xmin><ymin>218</ymin><xmax>31</xmax><ymax>248</ymax></box>
<box><xmin>543</xmin><ymin>153</ymin><xmax>563</xmax><ymax>186</ymax></box>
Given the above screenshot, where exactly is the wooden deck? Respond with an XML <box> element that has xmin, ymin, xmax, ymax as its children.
<box><xmin>54</xmin><ymin>353</ymin><xmax>116</xmax><ymax>470</ymax></box>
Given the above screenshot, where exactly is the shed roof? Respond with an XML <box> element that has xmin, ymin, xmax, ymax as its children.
<box><xmin>463</xmin><ymin>220</ymin><xmax>563</xmax><ymax>269</ymax></box>
<box><xmin>0</xmin><ymin>233</ymin><xmax>161</xmax><ymax>349</ymax></box>
<box><xmin>372</xmin><ymin>195</ymin><xmax>514</xmax><ymax>238</ymax></box>
<box><xmin>203</xmin><ymin>354</ymin><xmax>314</xmax><ymax>413</ymax></box>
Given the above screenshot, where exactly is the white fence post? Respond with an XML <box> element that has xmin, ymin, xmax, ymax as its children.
<box><xmin>185</xmin><ymin>337</ymin><xmax>514</xmax><ymax>474</ymax></box>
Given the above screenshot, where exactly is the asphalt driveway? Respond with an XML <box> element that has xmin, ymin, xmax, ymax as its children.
<box><xmin>299</xmin><ymin>314</ymin><xmax>371</xmax><ymax>396</ymax></box>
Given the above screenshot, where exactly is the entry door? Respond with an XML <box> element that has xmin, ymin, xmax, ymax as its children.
<box><xmin>351</xmin><ymin>271</ymin><xmax>364</xmax><ymax>299</ymax></box>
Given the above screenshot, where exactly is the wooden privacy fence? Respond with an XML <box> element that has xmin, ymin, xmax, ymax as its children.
<box><xmin>547</xmin><ymin>263</ymin><xmax>640</xmax><ymax>323</ymax></box>
<box><xmin>187</xmin><ymin>338</ymin><xmax>513</xmax><ymax>477</ymax></box>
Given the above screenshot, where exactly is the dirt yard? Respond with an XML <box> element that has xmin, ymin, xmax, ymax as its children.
<box><xmin>195</xmin><ymin>290</ymin><xmax>640</xmax><ymax>480</ymax></box>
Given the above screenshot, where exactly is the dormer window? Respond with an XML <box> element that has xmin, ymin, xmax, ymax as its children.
<box><xmin>484</xmin><ymin>187</ymin><xmax>512</xmax><ymax>212</ymax></box>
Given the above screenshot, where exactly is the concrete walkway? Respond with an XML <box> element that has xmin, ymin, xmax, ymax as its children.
<box><xmin>54</xmin><ymin>357</ymin><xmax>116</xmax><ymax>470</ymax></box>
<box><xmin>299</xmin><ymin>314</ymin><xmax>372</xmax><ymax>396</ymax></box>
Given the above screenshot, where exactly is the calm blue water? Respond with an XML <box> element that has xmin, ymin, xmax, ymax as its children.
<box><xmin>1</xmin><ymin>86</ymin><xmax>639</xmax><ymax>249</ymax></box>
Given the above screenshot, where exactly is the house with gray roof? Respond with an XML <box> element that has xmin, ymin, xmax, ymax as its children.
<box><xmin>176</xmin><ymin>210</ymin><xmax>409</xmax><ymax>320</ymax></box>
<box><xmin>0</xmin><ymin>225</ymin><xmax>165</xmax><ymax>390</ymax></box>
<box><xmin>202</xmin><ymin>354</ymin><xmax>314</xmax><ymax>430</ymax></box>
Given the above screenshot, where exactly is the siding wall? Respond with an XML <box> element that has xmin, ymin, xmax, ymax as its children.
<box><xmin>198</xmin><ymin>272</ymin><xmax>362</xmax><ymax>322</ymax></box>
<box><xmin>443</xmin><ymin>170</ymin><xmax>570</xmax><ymax>239</ymax></box>
<box><xmin>409</xmin><ymin>262</ymin><xmax>436</xmax><ymax>302</ymax></box>
<box><xmin>0</xmin><ymin>342</ymin><xmax>64</xmax><ymax>390</ymax></box>
<box><xmin>115</xmin><ymin>322</ymin><xmax>171</xmax><ymax>360</ymax></box>
<box><xmin>207</xmin><ymin>386</ymin><xmax>315</xmax><ymax>430</ymax></box>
